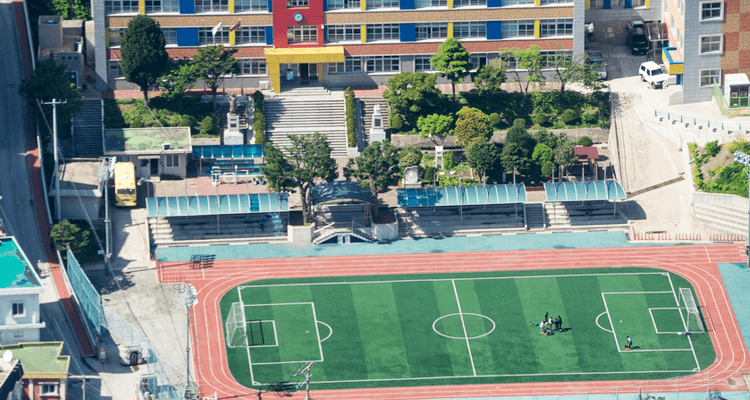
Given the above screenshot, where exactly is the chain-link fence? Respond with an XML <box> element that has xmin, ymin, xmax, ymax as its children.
<box><xmin>102</xmin><ymin>306</ymin><xmax>181</xmax><ymax>400</ymax></box>
<box><xmin>67</xmin><ymin>248</ymin><xmax>103</xmax><ymax>337</ymax></box>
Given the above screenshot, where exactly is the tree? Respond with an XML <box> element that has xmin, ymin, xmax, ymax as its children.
<box><xmin>471</xmin><ymin>63</ymin><xmax>507</xmax><ymax>102</ymax></box>
<box><xmin>550</xmin><ymin>52</ymin><xmax>582</xmax><ymax>103</ymax></box>
<box><xmin>120</xmin><ymin>15</ymin><xmax>169</xmax><ymax>103</ymax></box>
<box><xmin>455</xmin><ymin>107</ymin><xmax>492</xmax><ymax>148</ymax></box>
<box><xmin>505</xmin><ymin>124</ymin><xmax>536</xmax><ymax>154</ymax></box>
<box><xmin>541</xmin><ymin>161</ymin><xmax>555</xmax><ymax>178</ymax></box>
<box><xmin>532</xmin><ymin>129</ymin><xmax>557</xmax><ymax>149</ymax></box>
<box><xmin>430</xmin><ymin>38</ymin><xmax>472</xmax><ymax>101</ymax></box>
<box><xmin>398</xmin><ymin>146</ymin><xmax>422</xmax><ymax>171</ymax></box>
<box><xmin>501</xmin><ymin>123</ymin><xmax>536</xmax><ymax>177</ymax></box>
<box><xmin>465</xmin><ymin>139</ymin><xmax>500</xmax><ymax>184</ymax></box>
<box><xmin>344</xmin><ymin>140</ymin><xmax>400</xmax><ymax>218</ymax></box>
<box><xmin>192</xmin><ymin>45</ymin><xmax>239</xmax><ymax>111</ymax></box>
<box><xmin>50</xmin><ymin>220</ymin><xmax>90</xmax><ymax>259</ymax></box>
<box><xmin>19</xmin><ymin>59</ymin><xmax>83</xmax><ymax>142</ymax></box>
<box><xmin>498</xmin><ymin>45</ymin><xmax>546</xmax><ymax>104</ymax></box>
<box><xmin>553</xmin><ymin>137</ymin><xmax>578</xmax><ymax>177</ymax></box>
<box><xmin>532</xmin><ymin>143</ymin><xmax>554</xmax><ymax>165</ymax></box>
<box><xmin>158</xmin><ymin>61</ymin><xmax>200</xmax><ymax>110</ymax></box>
<box><xmin>382</xmin><ymin>72</ymin><xmax>444</xmax><ymax>129</ymax></box>
<box><xmin>261</xmin><ymin>133</ymin><xmax>337</xmax><ymax>223</ymax></box>
<box><xmin>576</xmin><ymin>136</ymin><xmax>594</xmax><ymax>147</ymax></box>
<box><xmin>417</xmin><ymin>114</ymin><xmax>453</xmax><ymax>146</ymax></box>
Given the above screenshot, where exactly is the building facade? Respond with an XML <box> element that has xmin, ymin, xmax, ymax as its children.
<box><xmin>661</xmin><ymin>0</ymin><xmax>750</xmax><ymax>104</ymax></box>
<box><xmin>94</xmin><ymin>0</ymin><xmax>585</xmax><ymax>92</ymax></box>
<box><xmin>0</xmin><ymin>342</ymin><xmax>71</xmax><ymax>400</ymax></box>
<box><xmin>0</xmin><ymin>238</ymin><xmax>45</xmax><ymax>346</ymax></box>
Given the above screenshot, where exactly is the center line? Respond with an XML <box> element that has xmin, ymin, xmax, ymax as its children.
<box><xmin>452</xmin><ymin>279</ymin><xmax>477</xmax><ymax>376</ymax></box>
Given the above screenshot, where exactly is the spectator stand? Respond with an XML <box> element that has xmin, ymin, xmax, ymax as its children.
<box><xmin>543</xmin><ymin>180</ymin><xmax>628</xmax><ymax>226</ymax></box>
<box><xmin>311</xmin><ymin>181</ymin><xmax>374</xmax><ymax>244</ymax></box>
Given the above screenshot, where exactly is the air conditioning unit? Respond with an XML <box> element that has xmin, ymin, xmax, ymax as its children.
<box><xmin>259</xmin><ymin>81</ymin><xmax>269</xmax><ymax>90</ymax></box>
<box><xmin>162</xmin><ymin>143</ymin><xmax>171</xmax><ymax>150</ymax></box>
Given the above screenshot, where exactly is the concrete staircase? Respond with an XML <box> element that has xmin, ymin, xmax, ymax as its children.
<box><xmin>524</xmin><ymin>203</ymin><xmax>546</xmax><ymax>230</ymax></box>
<box><xmin>72</xmin><ymin>99</ymin><xmax>104</xmax><ymax>157</ymax></box>
<box><xmin>396</xmin><ymin>204</ymin><xmax>525</xmax><ymax>238</ymax></box>
<box><xmin>694</xmin><ymin>202</ymin><xmax>748</xmax><ymax>236</ymax></box>
<box><xmin>359</xmin><ymin>98</ymin><xmax>390</xmax><ymax>145</ymax></box>
<box><xmin>149</xmin><ymin>213</ymin><xmax>289</xmax><ymax>246</ymax></box>
<box><xmin>264</xmin><ymin>90</ymin><xmax>347</xmax><ymax>157</ymax></box>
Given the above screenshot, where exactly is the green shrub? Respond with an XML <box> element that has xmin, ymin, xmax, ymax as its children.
<box><xmin>399</xmin><ymin>146</ymin><xmax>422</xmax><ymax>170</ymax></box>
<box><xmin>345</xmin><ymin>87</ymin><xmax>357</xmax><ymax>147</ymax></box>
<box><xmin>254</xmin><ymin>131</ymin><xmax>266</xmax><ymax>145</ymax></box>
<box><xmin>390</xmin><ymin>114</ymin><xmax>404</xmax><ymax>130</ymax></box>
<box><xmin>444</xmin><ymin>151</ymin><xmax>455</xmax><ymax>170</ymax></box>
<box><xmin>532</xmin><ymin>112</ymin><xmax>548</xmax><ymax>127</ymax></box>
<box><xmin>729</xmin><ymin>139</ymin><xmax>750</xmax><ymax>154</ymax></box>
<box><xmin>178</xmin><ymin>115</ymin><xmax>195</xmax><ymax>127</ymax></box>
<box><xmin>424</xmin><ymin>166</ymin><xmax>436</xmax><ymax>183</ymax></box>
<box><xmin>200</xmin><ymin>116</ymin><xmax>218</xmax><ymax>136</ymax></box>
<box><xmin>252</xmin><ymin>90</ymin><xmax>264</xmax><ymax>102</ymax></box>
<box><xmin>560</xmin><ymin>109</ymin><xmax>578</xmax><ymax>124</ymax></box>
<box><xmin>581</xmin><ymin>105</ymin><xmax>599</xmax><ymax>124</ymax></box>
<box><xmin>577</xmin><ymin>136</ymin><xmax>594</xmax><ymax>147</ymax></box>
<box><xmin>705</xmin><ymin>141</ymin><xmax>720</xmax><ymax>157</ymax></box>
<box><xmin>489</xmin><ymin>113</ymin><xmax>502</xmax><ymax>128</ymax></box>
<box><xmin>513</xmin><ymin>118</ymin><xmax>526</xmax><ymax>127</ymax></box>
<box><xmin>130</xmin><ymin>119</ymin><xmax>144</xmax><ymax>128</ymax></box>
<box><xmin>541</xmin><ymin>161</ymin><xmax>555</xmax><ymax>178</ymax></box>
<box><xmin>253</xmin><ymin>113</ymin><xmax>265</xmax><ymax>138</ymax></box>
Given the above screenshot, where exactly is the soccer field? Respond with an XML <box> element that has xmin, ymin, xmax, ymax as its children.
<box><xmin>220</xmin><ymin>268</ymin><xmax>715</xmax><ymax>390</ymax></box>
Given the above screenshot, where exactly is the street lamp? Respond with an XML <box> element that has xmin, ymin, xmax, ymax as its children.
<box><xmin>732</xmin><ymin>151</ymin><xmax>750</xmax><ymax>267</ymax></box>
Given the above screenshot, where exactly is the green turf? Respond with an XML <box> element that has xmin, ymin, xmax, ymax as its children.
<box><xmin>220</xmin><ymin>268</ymin><xmax>715</xmax><ymax>390</ymax></box>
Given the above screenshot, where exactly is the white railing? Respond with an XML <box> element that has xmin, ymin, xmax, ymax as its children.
<box><xmin>654</xmin><ymin>109</ymin><xmax>750</xmax><ymax>133</ymax></box>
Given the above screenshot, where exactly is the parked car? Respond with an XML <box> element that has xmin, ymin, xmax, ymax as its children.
<box><xmin>586</xmin><ymin>50</ymin><xmax>607</xmax><ymax>80</ymax></box>
<box><xmin>639</xmin><ymin>61</ymin><xmax>667</xmax><ymax>89</ymax></box>
<box><xmin>627</xmin><ymin>20</ymin><xmax>649</xmax><ymax>55</ymax></box>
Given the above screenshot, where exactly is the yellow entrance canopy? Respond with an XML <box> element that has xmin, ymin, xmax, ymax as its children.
<box><xmin>264</xmin><ymin>47</ymin><xmax>345</xmax><ymax>93</ymax></box>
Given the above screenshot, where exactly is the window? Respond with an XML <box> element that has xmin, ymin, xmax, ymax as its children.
<box><xmin>700</xmin><ymin>69</ymin><xmax>721</xmax><ymax>86</ymax></box>
<box><xmin>499</xmin><ymin>54</ymin><xmax>518</xmax><ymax>69</ymax></box>
<box><xmin>454</xmin><ymin>22</ymin><xmax>486</xmax><ymax>39</ymax></box>
<box><xmin>236</xmin><ymin>0</ymin><xmax>268</xmax><ymax>11</ymax></box>
<box><xmin>678</xmin><ymin>0</ymin><xmax>684</xmax><ymax>14</ymax></box>
<box><xmin>414</xmin><ymin>0</ymin><xmax>447</xmax><ymax>7</ymax></box>
<box><xmin>501</xmin><ymin>0</ymin><xmax>534</xmax><ymax>5</ymax></box>
<box><xmin>327</xmin><ymin>0</ymin><xmax>360</xmax><ymax>9</ymax></box>
<box><xmin>237</xmin><ymin>26</ymin><xmax>266</xmax><ymax>43</ymax></box>
<box><xmin>415</xmin><ymin>23</ymin><xmax>448</xmax><ymax>40</ymax></box>
<box><xmin>11</xmin><ymin>303</ymin><xmax>24</xmax><ymax>317</ymax></box>
<box><xmin>239</xmin><ymin>59</ymin><xmax>266</xmax><ymax>75</ymax></box>
<box><xmin>700</xmin><ymin>1</ymin><xmax>723</xmax><ymax>20</ymax></box>
<box><xmin>366</xmin><ymin>24</ymin><xmax>399</xmax><ymax>41</ymax></box>
<box><xmin>501</xmin><ymin>20</ymin><xmax>535</xmax><ymax>38</ymax></box>
<box><xmin>199</xmin><ymin>27</ymin><xmax>230</xmax><ymax>45</ymax></box>
<box><xmin>287</xmin><ymin>25</ymin><xmax>317</xmax><ymax>43</ymax></box>
<box><xmin>414</xmin><ymin>55</ymin><xmax>435</xmax><ymax>71</ymax></box>
<box><xmin>162</xmin><ymin>28</ymin><xmax>178</xmax><ymax>45</ymax></box>
<box><xmin>109</xmin><ymin>61</ymin><xmax>123</xmax><ymax>78</ymax></box>
<box><xmin>469</xmin><ymin>54</ymin><xmax>487</xmax><ymax>70</ymax></box>
<box><xmin>287</xmin><ymin>0</ymin><xmax>308</xmax><ymax>6</ymax></box>
<box><xmin>40</xmin><ymin>384</ymin><xmax>58</xmax><ymax>396</ymax></box>
<box><xmin>632</xmin><ymin>0</ymin><xmax>645</xmax><ymax>6</ymax></box>
<box><xmin>145</xmin><ymin>0</ymin><xmax>179</xmax><ymax>12</ymax></box>
<box><xmin>105</xmin><ymin>0</ymin><xmax>139</xmax><ymax>13</ymax></box>
<box><xmin>365</xmin><ymin>0</ymin><xmax>399</xmax><ymax>8</ymax></box>
<box><xmin>13</xmin><ymin>331</ymin><xmax>23</xmax><ymax>338</ymax></box>
<box><xmin>329</xmin><ymin>57</ymin><xmax>363</xmax><ymax>73</ymax></box>
<box><xmin>589</xmin><ymin>0</ymin><xmax>602</xmax><ymax>6</ymax></box>
<box><xmin>700</xmin><ymin>34</ymin><xmax>722</xmax><ymax>54</ymax></box>
<box><xmin>165</xmin><ymin>155</ymin><xmax>180</xmax><ymax>168</ymax></box>
<box><xmin>366</xmin><ymin>55</ymin><xmax>400</xmax><ymax>73</ymax></box>
<box><xmin>540</xmin><ymin>0</ymin><xmax>572</xmax><ymax>4</ymax></box>
<box><xmin>540</xmin><ymin>19</ymin><xmax>573</xmax><ymax>37</ymax></box>
<box><xmin>454</xmin><ymin>0</ymin><xmax>485</xmax><ymax>6</ymax></box>
<box><xmin>108</xmin><ymin>28</ymin><xmax>124</xmax><ymax>47</ymax></box>
<box><xmin>195</xmin><ymin>0</ymin><xmax>228</xmax><ymax>12</ymax></box>
<box><xmin>328</xmin><ymin>25</ymin><xmax>361</xmax><ymax>42</ymax></box>
<box><xmin>540</xmin><ymin>50</ymin><xmax>571</xmax><ymax>68</ymax></box>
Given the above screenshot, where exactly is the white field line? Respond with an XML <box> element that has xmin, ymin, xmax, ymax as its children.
<box><xmin>245</xmin><ymin>320</ymin><xmax>278</xmax><ymax>348</ymax></box>
<box><xmin>601</xmin><ymin>291</ymin><xmax>674</xmax><ymax>294</ymax></box>
<box><xmin>237</xmin><ymin>288</ymin><xmax>256</xmax><ymax>384</ymax></box>
<box><xmin>648</xmin><ymin>308</ymin><xmax>686</xmax><ymax>334</ymax></box>
<box><xmin>676</xmin><ymin>290</ymin><xmax>702</xmax><ymax>370</ymax></box>
<box><xmin>601</xmin><ymin>293</ymin><xmax>620</xmax><ymax>352</ymax></box>
<box><xmin>595</xmin><ymin>312</ymin><xmax>613</xmax><ymax>333</ymax></box>
<box><xmin>253</xmin><ymin>359</ymin><xmax>323</xmax><ymax>366</ymax></box>
<box><xmin>452</xmin><ymin>279</ymin><xmax>477</xmax><ymax>376</ymax></box>
<box><xmin>243</xmin><ymin>301</ymin><xmax>314</xmax><ymax>307</ymax></box>
<box><xmin>311</xmin><ymin>302</ymin><xmax>325</xmax><ymax>362</ymax></box>
<box><xmin>667</xmin><ymin>273</ymin><xmax>679</xmax><ymax>306</ymax></box>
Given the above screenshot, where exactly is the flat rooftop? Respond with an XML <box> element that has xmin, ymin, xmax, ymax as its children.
<box><xmin>0</xmin><ymin>237</ymin><xmax>41</xmax><ymax>289</ymax></box>
<box><xmin>55</xmin><ymin>161</ymin><xmax>102</xmax><ymax>196</ymax></box>
<box><xmin>0</xmin><ymin>342</ymin><xmax>69</xmax><ymax>378</ymax></box>
<box><xmin>104</xmin><ymin>127</ymin><xmax>191</xmax><ymax>154</ymax></box>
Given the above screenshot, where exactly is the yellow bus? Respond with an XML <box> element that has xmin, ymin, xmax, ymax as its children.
<box><xmin>114</xmin><ymin>162</ymin><xmax>137</xmax><ymax>207</ymax></box>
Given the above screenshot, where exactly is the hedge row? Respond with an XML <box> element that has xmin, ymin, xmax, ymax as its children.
<box><xmin>252</xmin><ymin>90</ymin><xmax>266</xmax><ymax>144</ymax></box>
<box><xmin>345</xmin><ymin>87</ymin><xmax>356</xmax><ymax>148</ymax></box>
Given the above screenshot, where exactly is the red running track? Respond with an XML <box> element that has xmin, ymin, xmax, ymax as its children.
<box><xmin>158</xmin><ymin>243</ymin><xmax>750</xmax><ymax>399</ymax></box>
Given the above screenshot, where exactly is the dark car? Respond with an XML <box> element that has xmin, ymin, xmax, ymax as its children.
<box><xmin>627</xmin><ymin>21</ymin><xmax>649</xmax><ymax>55</ymax></box>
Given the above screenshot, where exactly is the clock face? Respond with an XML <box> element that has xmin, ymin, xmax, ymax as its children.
<box><xmin>293</xmin><ymin>12</ymin><xmax>304</xmax><ymax>22</ymax></box>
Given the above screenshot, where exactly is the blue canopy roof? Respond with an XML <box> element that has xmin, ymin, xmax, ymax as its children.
<box><xmin>396</xmin><ymin>184</ymin><xmax>526</xmax><ymax>208</ymax></box>
<box><xmin>311</xmin><ymin>181</ymin><xmax>372</xmax><ymax>206</ymax></box>
<box><xmin>146</xmin><ymin>193</ymin><xmax>288</xmax><ymax>217</ymax></box>
<box><xmin>543</xmin><ymin>181</ymin><xmax>626</xmax><ymax>202</ymax></box>
<box><xmin>192</xmin><ymin>145</ymin><xmax>266</xmax><ymax>159</ymax></box>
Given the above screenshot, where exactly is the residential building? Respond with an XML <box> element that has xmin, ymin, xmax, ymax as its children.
<box><xmin>38</xmin><ymin>16</ymin><xmax>85</xmax><ymax>88</ymax></box>
<box><xmin>661</xmin><ymin>0</ymin><xmax>750</xmax><ymax>104</ymax></box>
<box><xmin>0</xmin><ymin>342</ymin><xmax>71</xmax><ymax>400</ymax></box>
<box><xmin>103</xmin><ymin>127</ymin><xmax>192</xmax><ymax>178</ymax></box>
<box><xmin>93</xmin><ymin>0</ymin><xmax>585</xmax><ymax>92</ymax></box>
<box><xmin>0</xmin><ymin>237</ymin><xmax>45</xmax><ymax>346</ymax></box>
<box><xmin>0</xmin><ymin>359</ymin><xmax>23</xmax><ymax>400</ymax></box>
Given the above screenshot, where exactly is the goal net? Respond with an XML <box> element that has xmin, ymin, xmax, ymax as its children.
<box><xmin>226</xmin><ymin>302</ymin><xmax>248</xmax><ymax>348</ymax></box>
<box><xmin>679</xmin><ymin>288</ymin><xmax>705</xmax><ymax>333</ymax></box>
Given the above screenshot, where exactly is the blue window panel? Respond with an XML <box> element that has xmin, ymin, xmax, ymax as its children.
<box><xmin>624</xmin><ymin>0</ymin><xmax>631</xmax><ymax>7</ymax></box>
<box><xmin>268</xmin><ymin>0</ymin><xmax>273</xmax><ymax>11</ymax></box>
<box><xmin>323</xmin><ymin>25</ymin><xmax>328</xmax><ymax>42</ymax></box>
<box><xmin>177</xmin><ymin>28</ymin><xmax>199</xmax><ymax>46</ymax></box>
<box><xmin>265</xmin><ymin>26</ymin><xmax>273</xmax><ymax>45</ymax></box>
<box><xmin>603</xmin><ymin>0</ymin><xmax>610</xmax><ymax>8</ymax></box>
<box><xmin>179</xmin><ymin>0</ymin><xmax>194</xmax><ymax>13</ymax></box>
<box><xmin>400</xmin><ymin>23</ymin><xmax>415</xmax><ymax>42</ymax></box>
<box><xmin>400</xmin><ymin>0</ymin><xmax>414</xmax><ymax>9</ymax></box>
<box><xmin>487</xmin><ymin>0</ymin><xmax>501</xmax><ymax>6</ymax></box>
<box><xmin>323</xmin><ymin>0</ymin><xmax>327</xmax><ymax>10</ymax></box>
<box><xmin>676</xmin><ymin>74</ymin><xmax>682</xmax><ymax>85</ymax></box>
<box><xmin>487</xmin><ymin>21</ymin><xmax>502</xmax><ymax>40</ymax></box>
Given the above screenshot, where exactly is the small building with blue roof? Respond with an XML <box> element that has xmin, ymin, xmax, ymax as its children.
<box><xmin>0</xmin><ymin>237</ymin><xmax>45</xmax><ymax>345</ymax></box>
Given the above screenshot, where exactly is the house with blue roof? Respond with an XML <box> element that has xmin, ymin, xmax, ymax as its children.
<box><xmin>0</xmin><ymin>237</ymin><xmax>45</xmax><ymax>345</ymax></box>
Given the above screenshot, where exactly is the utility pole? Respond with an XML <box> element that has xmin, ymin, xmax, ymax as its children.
<box><xmin>174</xmin><ymin>283</ymin><xmax>198</xmax><ymax>398</ymax></box>
<box><xmin>42</xmin><ymin>98</ymin><xmax>67</xmax><ymax>221</ymax></box>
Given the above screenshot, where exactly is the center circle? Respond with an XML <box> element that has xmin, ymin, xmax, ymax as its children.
<box><xmin>432</xmin><ymin>313</ymin><xmax>496</xmax><ymax>340</ymax></box>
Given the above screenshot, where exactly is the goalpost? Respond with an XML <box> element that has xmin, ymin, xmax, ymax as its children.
<box><xmin>679</xmin><ymin>288</ymin><xmax>706</xmax><ymax>333</ymax></box>
<box><xmin>226</xmin><ymin>302</ymin><xmax>248</xmax><ymax>348</ymax></box>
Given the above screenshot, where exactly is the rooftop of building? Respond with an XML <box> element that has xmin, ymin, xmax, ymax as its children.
<box><xmin>49</xmin><ymin>160</ymin><xmax>103</xmax><ymax>198</ymax></box>
<box><xmin>0</xmin><ymin>342</ymin><xmax>70</xmax><ymax>379</ymax></box>
<box><xmin>0</xmin><ymin>237</ymin><xmax>41</xmax><ymax>289</ymax></box>
<box><xmin>0</xmin><ymin>359</ymin><xmax>21</xmax><ymax>390</ymax></box>
<box><xmin>574</xmin><ymin>146</ymin><xmax>600</xmax><ymax>161</ymax></box>
<box><xmin>104</xmin><ymin>127</ymin><xmax>191</xmax><ymax>154</ymax></box>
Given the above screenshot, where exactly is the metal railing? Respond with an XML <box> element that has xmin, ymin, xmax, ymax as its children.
<box><xmin>314</xmin><ymin>221</ymin><xmax>374</xmax><ymax>242</ymax></box>
<box><xmin>653</xmin><ymin>109</ymin><xmax>750</xmax><ymax>132</ymax></box>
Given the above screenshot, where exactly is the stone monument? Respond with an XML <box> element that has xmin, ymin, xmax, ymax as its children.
<box><xmin>223</xmin><ymin>93</ymin><xmax>243</xmax><ymax>145</ymax></box>
<box><xmin>403</xmin><ymin>165</ymin><xmax>422</xmax><ymax>189</ymax></box>
<box><xmin>369</xmin><ymin>104</ymin><xmax>386</xmax><ymax>143</ymax></box>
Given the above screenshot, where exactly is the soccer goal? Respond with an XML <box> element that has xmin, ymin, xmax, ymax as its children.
<box><xmin>226</xmin><ymin>302</ymin><xmax>248</xmax><ymax>348</ymax></box>
<box><xmin>679</xmin><ymin>288</ymin><xmax>705</xmax><ymax>333</ymax></box>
